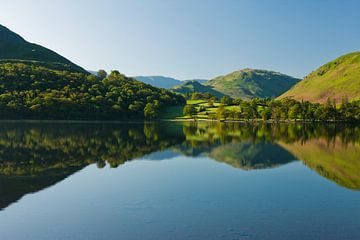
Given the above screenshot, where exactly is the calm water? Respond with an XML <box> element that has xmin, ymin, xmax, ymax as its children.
<box><xmin>0</xmin><ymin>122</ymin><xmax>359</xmax><ymax>240</ymax></box>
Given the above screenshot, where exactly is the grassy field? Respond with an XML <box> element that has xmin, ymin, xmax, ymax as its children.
<box><xmin>161</xmin><ymin>100</ymin><xmax>240</xmax><ymax>119</ymax></box>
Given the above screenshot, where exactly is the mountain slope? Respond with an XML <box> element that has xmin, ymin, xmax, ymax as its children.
<box><xmin>134</xmin><ymin>76</ymin><xmax>182</xmax><ymax>89</ymax></box>
<box><xmin>0</xmin><ymin>24</ymin><xmax>85</xmax><ymax>72</ymax></box>
<box><xmin>279</xmin><ymin>52</ymin><xmax>360</xmax><ymax>103</ymax></box>
<box><xmin>171</xmin><ymin>80</ymin><xmax>225</xmax><ymax>98</ymax></box>
<box><xmin>205</xmin><ymin>68</ymin><xmax>300</xmax><ymax>99</ymax></box>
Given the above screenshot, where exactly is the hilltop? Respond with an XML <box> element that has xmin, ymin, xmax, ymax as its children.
<box><xmin>205</xmin><ymin>68</ymin><xmax>300</xmax><ymax>99</ymax></box>
<box><xmin>0</xmin><ymin>24</ymin><xmax>85</xmax><ymax>72</ymax></box>
<box><xmin>279</xmin><ymin>52</ymin><xmax>360</xmax><ymax>103</ymax></box>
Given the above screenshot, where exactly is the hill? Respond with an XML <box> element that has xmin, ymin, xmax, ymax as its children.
<box><xmin>171</xmin><ymin>80</ymin><xmax>225</xmax><ymax>98</ymax></box>
<box><xmin>279</xmin><ymin>52</ymin><xmax>360</xmax><ymax>103</ymax></box>
<box><xmin>205</xmin><ymin>68</ymin><xmax>300</xmax><ymax>99</ymax></box>
<box><xmin>133</xmin><ymin>76</ymin><xmax>182</xmax><ymax>89</ymax></box>
<box><xmin>0</xmin><ymin>61</ymin><xmax>185</xmax><ymax>120</ymax></box>
<box><xmin>0</xmin><ymin>24</ymin><xmax>85</xmax><ymax>73</ymax></box>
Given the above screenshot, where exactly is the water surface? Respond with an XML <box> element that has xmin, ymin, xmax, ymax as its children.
<box><xmin>0</xmin><ymin>122</ymin><xmax>359</xmax><ymax>239</ymax></box>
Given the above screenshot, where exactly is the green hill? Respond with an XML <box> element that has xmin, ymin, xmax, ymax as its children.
<box><xmin>0</xmin><ymin>25</ymin><xmax>185</xmax><ymax>120</ymax></box>
<box><xmin>279</xmin><ymin>52</ymin><xmax>360</xmax><ymax>103</ymax></box>
<box><xmin>0</xmin><ymin>61</ymin><xmax>184</xmax><ymax>120</ymax></box>
<box><xmin>204</xmin><ymin>68</ymin><xmax>300</xmax><ymax>99</ymax></box>
<box><xmin>0</xmin><ymin>24</ymin><xmax>85</xmax><ymax>73</ymax></box>
<box><xmin>171</xmin><ymin>80</ymin><xmax>225</xmax><ymax>98</ymax></box>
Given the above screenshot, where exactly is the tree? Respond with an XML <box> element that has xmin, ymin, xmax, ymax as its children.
<box><xmin>97</xmin><ymin>69</ymin><xmax>107</xmax><ymax>79</ymax></box>
<box><xmin>261</xmin><ymin>108</ymin><xmax>271</xmax><ymax>121</ymax></box>
<box><xmin>183</xmin><ymin>105</ymin><xmax>197</xmax><ymax>117</ymax></box>
<box><xmin>220</xmin><ymin>96</ymin><xmax>232</xmax><ymax>105</ymax></box>
<box><xmin>144</xmin><ymin>103</ymin><xmax>159</xmax><ymax>119</ymax></box>
<box><xmin>208</xmin><ymin>99</ymin><xmax>214</xmax><ymax>107</ymax></box>
<box><xmin>288</xmin><ymin>104</ymin><xmax>300</xmax><ymax>120</ymax></box>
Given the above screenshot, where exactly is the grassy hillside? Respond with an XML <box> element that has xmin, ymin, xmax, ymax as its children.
<box><xmin>171</xmin><ymin>80</ymin><xmax>225</xmax><ymax>98</ymax></box>
<box><xmin>205</xmin><ymin>68</ymin><xmax>300</xmax><ymax>99</ymax></box>
<box><xmin>0</xmin><ymin>24</ymin><xmax>85</xmax><ymax>73</ymax></box>
<box><xmin>279</xmin><ymin>52</ymin><xmax>360</xmax><ymax>103</ymax></box>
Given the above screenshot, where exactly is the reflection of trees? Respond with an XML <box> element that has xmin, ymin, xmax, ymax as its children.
<box><xmin>181</xmin><ymin>122</ymin><xmax>360</xmax><ymax>147</ymax></box>
<box><xmin>0</xmin><ymin>123</ymin><xmax>184</xmax><ymax>175</ymax></box>
<box><xmin>0</xmin><ymin>121</ymin><xmax>359</xmax><ymax>200</ymax></box>
<box><xmin>181</xmin><ymin>122</ymin><xmax>360</xmax><ymax>190</ymax></box>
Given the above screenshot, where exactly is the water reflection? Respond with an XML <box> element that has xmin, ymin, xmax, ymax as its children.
<box><xmin>0</xmin><ymin>121</ymin><xmax>359</xmax><ymax>209</ymax></box>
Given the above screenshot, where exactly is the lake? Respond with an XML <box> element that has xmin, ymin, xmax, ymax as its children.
<box><xmin>0</xmin><ymin>121</ymin><xmax>359</xmax><ymax>240</ymax></box>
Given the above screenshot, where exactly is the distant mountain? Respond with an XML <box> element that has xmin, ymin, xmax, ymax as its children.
<box><xmin>0</xmin><ymin>24</ymin><xmax>85</xmax><ymax>73</ymax></box>
<box><xmin>171</xmin><ymin>80</ymin><xmax>225</xmax><ymax>98</ymax></box>
<box><xmin>133</xmin><ymin>76</ymin><xmax>182</xmax><ymax>89</ymax></box>
<box><xmin>205</xmin><ymin>68</ymin><xmax>300</xmax><ymax>99</ymax></box>
<box><xmin>279</xmin><ymin>52</ymin><xmax>360</xmax><ymax>103</ymax></box>
<box><xmin>134</xmin><ymin>76</ymin><xmax>208</xmax><ymax>89</ymax></box>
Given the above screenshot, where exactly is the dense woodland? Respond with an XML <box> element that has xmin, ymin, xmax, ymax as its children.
<box><xmin>184</xmin><ymin>93</ymin><xmax>360</xmax><ymax>122</ymax></box>
<box><xmin>0</xmin><ymin>61</ymin><xmax>185</xmax><ymax>120</ymax></box>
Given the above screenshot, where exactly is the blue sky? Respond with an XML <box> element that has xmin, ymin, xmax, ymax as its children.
<box><xmin>1</xmin><ymin>0</ymin><xmax>359</xmax><ymax>79</ymax></box>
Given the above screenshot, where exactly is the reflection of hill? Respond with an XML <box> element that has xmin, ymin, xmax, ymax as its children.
<box><xmin>0</xmin><ymin>121</ymin><xmax>360</xmax><ymax>210</ymax></box>
<box><xmin>0</xmin><ymin>167</ymin><xmax>82</xmax><ymax>210</ymax></box>
<box><xmin>0</xmin><ymin>122</ymin><xmax>184</xmax><ymax>210</ymax></box>
<box><xmin>209</xmin><ymin>142</ymin><xmax>296</xmax><ymax>170</ymax></box>
<box><xmin>279</xmin><ymin>139</ymin><xmax>360</xmax><ymax>190</ymax></box>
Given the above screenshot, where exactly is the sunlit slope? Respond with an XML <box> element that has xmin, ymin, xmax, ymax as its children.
<box><xmin>279</xmin><ymin>52</ymin><xmax>360</xmax><ymax>103</ymax></box>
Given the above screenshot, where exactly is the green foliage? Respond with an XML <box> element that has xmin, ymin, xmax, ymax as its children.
<box><xmin>0</xmin><ymin>61</ymin><xmax>185</xmax><ymax>120</ymax></box>
<box><xmin>183</xmin><ymin>104</ymin><xmax>197</xmax><ymax>117</ymax></box>
<box><xmin>182</xmin><ymin>97</ymin><xmax>360</xmax><ymax>122</ymax></box>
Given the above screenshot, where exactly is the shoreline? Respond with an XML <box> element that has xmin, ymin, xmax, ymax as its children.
<box><xmin>0</xmin><ymin>118</ymin><xmax>355</xmax><ymax>124</ymax></box>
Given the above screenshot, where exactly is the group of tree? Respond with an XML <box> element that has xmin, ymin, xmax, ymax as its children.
<box><xmin>184</xmin><ymin>92</ymin><xmax>218</xmax><ymax>101</ymax></box>
<box><xmin>183</xmin><ymin>95</ymin><xmax>360</xmax><ymax>122</ymax></box>
<box><xmin>0</xmin><ymin>61</ymin><xmax>185</xmax><ymax>120</ymax></box>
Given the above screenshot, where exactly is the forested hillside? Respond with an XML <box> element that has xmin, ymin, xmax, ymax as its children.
<box><xmin>0</xmin><ymin>61</ymin><xmax>185</xmax><ymax>119</ymax></box>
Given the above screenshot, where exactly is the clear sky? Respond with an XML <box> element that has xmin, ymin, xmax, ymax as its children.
<box><xmin>1</xmin><ymin>0</ymin><xmax>359</xmax><ymax>79</ymax></box>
